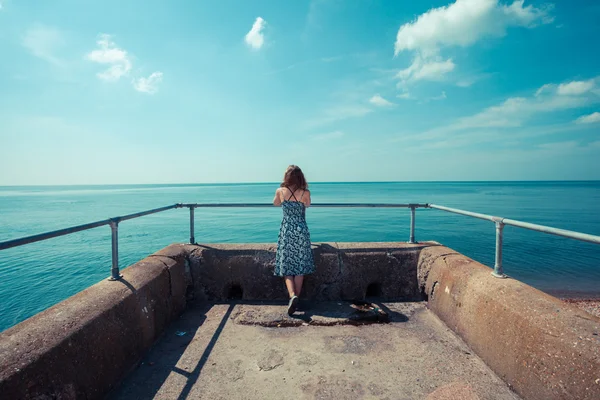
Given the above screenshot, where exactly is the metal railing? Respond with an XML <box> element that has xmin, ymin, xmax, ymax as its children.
<box><xmin>1</xmin><ymin>202</ymin><xmax>599</xmax><ymax>280</ymax></box>
<box><xmin>428</xmin><ymin>204</ymin><xmax>600</xmax><ymax>278</ymax></box>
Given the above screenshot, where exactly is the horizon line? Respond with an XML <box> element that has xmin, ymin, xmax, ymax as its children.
<box><xmin>1</xmin><ymin>179</ymin><xmax>600</xmax><ymax>188</ymax></box>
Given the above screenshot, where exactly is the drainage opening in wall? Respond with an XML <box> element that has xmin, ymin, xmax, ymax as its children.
<box><xmin>227</xmin><ymin>284</ymin><xmax>244</xmax><ymax>300</ymax></box>
<box><xmin>365</xmin><ymin>282</ymin><xmax>382</xmax><ymax>298</ymax></box>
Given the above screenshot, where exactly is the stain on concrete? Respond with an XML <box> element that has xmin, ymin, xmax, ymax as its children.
<box><xmin>325</xmin><ymin>335</ymin><xmax>375</xmax><ymax>355</ymax></box>
<box><xmin>301</xmin><ymin>375</ymin><xmax>365</xmax><ymax>400</ymax></box>
<box><xmin>426</xmin><ymin>381</ymin><xmax>480</xmax><ymax>400</ymax></box>
<box><xmin>257</xmin><ymin>350</ymin><xmax>284</xmax><ymax>371</ymax></box>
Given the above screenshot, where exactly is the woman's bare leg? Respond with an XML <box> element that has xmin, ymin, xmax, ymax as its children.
<box><xmin>284</xmin><ymin>276</ymin><xmax>296</xmax><ymax>298</ymax></box>
<box><xmin>293</xmin><ymin>275</ymin><xmax>304</xmax><ymax>297</ymax></box>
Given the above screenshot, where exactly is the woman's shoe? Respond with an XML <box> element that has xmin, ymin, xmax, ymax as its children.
<box><xmin>288</xmin><ymin>295</ymin><xmax>299</xmax><ymax>316</ymax></box>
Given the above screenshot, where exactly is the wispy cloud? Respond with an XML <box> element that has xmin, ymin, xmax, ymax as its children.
<box><xmin>311</xmin><ymin>131</ymin><xmax>344</xmax><ymax>141</ymax></box>
<box><xmin>22</xmin><ymin>25</ymin><xmax>65</xmax><ymax>66</ymax></box>
<box><xmin>245</xmin><ymin>17</ymin><xmax>266</xmax><ymax>50</ymax></box>
<box><xmin>393</xmin><ymin>76</ymin><xmax>600</xmax><ymax>147</ymax></box>
<box><xmin>304</xmin><ymin>105</ymin><xmax>372</xmax><ymax>129</ymax></box>
<box><xmin>397</xmin><ymin>91</ymin><xmax>413</xmax><ymax>100</ymax></box>
<box><xmin>454</xmin><ymin>78</ymin><xmax>597</xmax><ymax>129</ymax></box>
<box><xmin>575</xmin><ymin>112</ymin><xmax>600</xmax><ymax>124</ymax></box>
<box><xmin>429</xmin><ymin>91</ymin><xmax>447</xmax><ymax>101</ymax></box>
<box><xmin>397</xmin><ymin>56</ymin><xmax>455</xmax><ymax>84</ymax></box>
<box><xmin>369</xmin><ymin>94</ymin><xmax>395</xmax><ymax>107</ymax></box>
<box><xmin>86</xmin><ymin>34</ymin><xmax>132</xmax><ymax>81</ymax></box>
<box><xmin>321</xmin><ymin>56</ymin><xmax>343</xmax><ymax>63</ymax></box>
<box><xmin>133</xmin><ymin>72</ymin><xmax>163</xmax><ymax>94</ymax></box>
<box><xmin>456</xmin><ymin>72</ymin><xmax>495</xmax><ymax>88</ymax></box>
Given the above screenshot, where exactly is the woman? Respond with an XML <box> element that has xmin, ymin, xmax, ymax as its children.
<box><xmin>273</xmin><ymin>165</ymin><xmax>315</xmax><ymax>316</ymax></box>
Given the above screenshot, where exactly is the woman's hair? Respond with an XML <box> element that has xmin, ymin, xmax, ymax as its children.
<box><xmin>280</xmin><ymin>165</ymin><xmax>308</xmax><ymax>190</ymax></box>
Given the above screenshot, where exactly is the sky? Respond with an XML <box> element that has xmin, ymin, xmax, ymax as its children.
<box><xmin>0</xmin><ymin>0</ymin><xmax>599</xmax><ymax>185</ymax></box>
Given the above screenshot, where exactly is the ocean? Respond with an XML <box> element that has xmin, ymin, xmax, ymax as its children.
<box><xmin>1</xmin><ymin>181</ymin><xmax>599</xmax><ymax>332</ymax></box>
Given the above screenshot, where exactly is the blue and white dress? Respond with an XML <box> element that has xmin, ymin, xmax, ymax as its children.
<box><xmin>274</xmin><ymin>189</ymin><xmax>315</xmax><ymax>277</ymax></box>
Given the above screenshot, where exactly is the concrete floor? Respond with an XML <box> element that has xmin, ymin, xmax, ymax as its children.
<box><xmin>111</xmin><ymin>301</ymin><xmax>521</xmax><ymax>400</ymax></box>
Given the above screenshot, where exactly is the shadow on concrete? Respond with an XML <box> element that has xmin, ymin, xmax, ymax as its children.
<box><xmin>230</xmin><ymin>300</ymin><xmax>411</xmax><ymax>327</ymax></box>
<box><xmin>109</xmin><ymin>303</ymin><xmax>215</xmax><ymax>400</ymax></box>
<box><xmin>293</xmin><ymin>301</ymin><xmax>409</xmax><ymax>324</ymax></box>
<box><xmin>176</xmin><ymin>303</ymin><xmax>235</xmax><ymax>400</ymax></box>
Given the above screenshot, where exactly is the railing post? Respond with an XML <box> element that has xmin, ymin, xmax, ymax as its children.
<box><xmin>409</xmin><ymin>205</ymin><xmax>416</xmax><ymax>244</ymax></box>
<box><xmin>189</xmin><ymin>206</ymin><xmax>195</xmax><ymax>244</ymax></box>
<box><xmin>108</xmin><ymin>220</ymin><xmax>122</xmax><ymax>281</ymax></box>
<box><xmin>492</xmin><ymin>220</ymin><xmax>507</xmax><ymax>278</ymax></box>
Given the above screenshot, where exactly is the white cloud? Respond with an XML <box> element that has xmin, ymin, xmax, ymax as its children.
<box><xmin>22</xmin><ymin>25</ymin><xmax>65</xmax><ymax>65</ymax></box>
<box><xmin>86</xmin><ymin>34</ymin><xmax>163</xmax><ymax>93</ymax></box>
<box><xmin>394</xmin><ymin>0</ymin><xmax>553</xmax><ymax>56</ymax></box>
<box><xmin>575</xmin><ymin>112</ymin><xmax>600</xmax><ymax>124</ymax></box>
<box><xmin>557</xmin><ymin>80</ymin><xmax>596</xmax><ymax>96</ymax></box>
<box><xmin>397</xmin><ymin>91</ymin><xmax>412</xmax><ymax>100</ymax></box>
<box><xmin>133</xmin><ymin>72</ymin><xmax>163</xmax><ymax>94</ymax></box>
<box><xmin>397</xmin><ymin>56</ymin><xmax>455</xmax><ymax>84</ymax></box>
<box><xmin>394</xmin><ymin>1</ymin><xmax>552</xmax><ymax>87</ymax></box>
<box><xmin>369</xmin><ymin>94</ymin><xmax>395</xmax><ymax>107</ymax></box>
<box><xmin>86</xmin><ymin>34</ymin><xmax>132</xmax><ymax>81</ymax></box>
<box><xmin>245</xmin><ymin>17</ymin><xmax>266</xmax><ymax>50</ymax></box>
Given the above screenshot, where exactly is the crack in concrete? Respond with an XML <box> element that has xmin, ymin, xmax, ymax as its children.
<box><xmin>336</xmin><ymin>244</ymin><xmax>344</xmax><ymax>277</ymax></box>
<box><xmin>431</xmin><ymin>281</ymin><xmax>439</xmax><ymax>300</ymax></box>
<box><xmin>154</xmin><ymin>258</ymin><xmax>174</xmax><ymax>312</ymax></box>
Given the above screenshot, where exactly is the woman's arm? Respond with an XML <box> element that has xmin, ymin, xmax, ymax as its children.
<box><xmin>303</xmin><ymin>190</ymin><xmax>311</xmax><ymax>208</ymax></box>
<box><xmin>273</xmin><ymin>188</ymin><xmax>283</xmax><ymax>206</ymax></box>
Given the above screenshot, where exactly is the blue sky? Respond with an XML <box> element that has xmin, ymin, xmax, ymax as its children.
<box><xmin>0</xmin><ymin>0</ymin><xmax>599</xmax><ymax>185</ymax></box>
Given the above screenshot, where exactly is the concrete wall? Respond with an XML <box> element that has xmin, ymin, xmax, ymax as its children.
<box><xmin>189</xmin><ymin>242</ymin><xmax>425</xmax><ymax>302</ymax></box>
<box><xmin>418</xmin><ymin>245</ymin><xmax>600</xmax><ymax>400</ymax></box>
<box><xmin>0</xmin><ymin>244</ymin><xmax>195</xmax><ymax>400</ymax></box>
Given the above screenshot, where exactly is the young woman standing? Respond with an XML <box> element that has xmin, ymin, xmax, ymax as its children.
<box><xmin>273</xmin><ymin>165</ymin><xmax>315</xmax><ymax>315</ymax></box>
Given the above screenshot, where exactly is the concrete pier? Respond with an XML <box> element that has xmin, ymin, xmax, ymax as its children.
<box><xmin>0</xmin><ymin>242</ymin><xmax>599</xmax><ymax>400</ymax></box>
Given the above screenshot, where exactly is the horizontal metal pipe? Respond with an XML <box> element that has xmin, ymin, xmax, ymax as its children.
<box><xmin>0</xmin><ymin>203</ymin><xmax>180</xmax><ymax>251</ymax></box>
<box><xmin>115</xmin><ymin>204</ymin><xmax>179</xmax><ymax>222</ymax></box>
<box><xmin>503</xmin><ymin>218</ymin><xmax>600</xmax><ymax>245</ymax></box>
<box><xmin>0</xmin><ymin>219</ymin><xmax>111</xmax><ymax>250</ymax></box>
<box><xmin>180</xmin><ymin>203</ymin><xmax>429</xmax><ymax>208</ymax></box>
<box><xmin>430</xmin><ymin>204</ymin><xmax>600</xmax><ymax>245</ymax></box>
<box><xmin>428</xmin><ymin>204</ymin><xmax>497</xmax><ymax>222</ymax></box>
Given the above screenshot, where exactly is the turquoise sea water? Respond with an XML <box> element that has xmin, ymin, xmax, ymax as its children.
<box><xmin>1</xmin><ymin>181</ymin><xmax>600</xmax><ymax>332</ymax></box>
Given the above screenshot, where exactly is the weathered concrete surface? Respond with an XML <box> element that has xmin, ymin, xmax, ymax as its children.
<box><xmin>189</xmin><ymin>242</ymin><xmax>431</xmax><ymax>302</ymax></box>
<box><xmin>110</xmin><ymin>302</ymin><xmax>520</xmax><ymax>400</ymax></box>
<box><xmin>0</xmin><ymin>244</ymin><xmax>196</xmax><ymax>400</ymax></box>
<box><xmin>418</xmin><ymin>245</ymin><xmax>600</xmax><ymax>400</ymax></box>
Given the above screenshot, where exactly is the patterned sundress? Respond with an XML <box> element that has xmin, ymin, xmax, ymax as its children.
<box><xmin>274</xmin><ymin>189</ymin><xmax>315</xmax><ymax>277</ymax></box>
